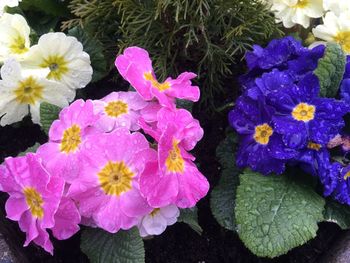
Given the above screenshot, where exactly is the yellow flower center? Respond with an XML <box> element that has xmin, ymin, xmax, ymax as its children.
<box><xmin>150</xmin><ymin>208</ymin><xmax>160</xmax><ymax>217</ymax></box>
<box><xmin>292</xmin><ymin>103</ymin><xmax>315</xmax><ymax>122</ymax></box>
<box><xmin>307</xmin><ymin>142</ymin><xmax>321</xmax><ymax>151</ymax></box>
<box><xmin>60</xmin><ymin>125</ymin><xmax>82</xmax><ymax>153</ymax></box>
<box><xmin>333</xmin><ymin>31</ymin><xmax>350</xmax><ymax>54</ymax></box>
<box><xmin>165</xmin><ymin>140</ymin><xmax>185</xmax><ymax>173</ymax></box>
<box><xmin>144</xmin><ymin>72</ymin><xmax>171</xmax><ymax>91</ymax></box>
<box><xmin>104</xmin><ymin>100</ymin><xmax>128</xmax><ymax>118</ymax></box>
<box><xmin>40</xmin><ymin>55</ymin><xmax>68</xmax><ymax>81</ymax></box>
<box><xmin>9</xmin><ymin>35</ymin><xmax>28</xmax><ymax>54</ymax></box>
<box><xmin>344</xmin><ymin>171</ymin><xmax>350</xmax><ymax>180</ymax></box>
<box><xmin>23</xmin><ymin>187</ymin><xmax>44</xmax><ymax>219</ymax></box>
<box><xmin>98</xmin><ymin>161</ymin><xmax>134</xmax><ymax>196</ymax></box>
<box><xmin>293</xmin><ymin>0</ymin><xmax>308</xmax><ymax>8</ymax></box>
<box><xmin>254</xmin><ymin>123</ymin><xmax>273</xmax><ymax>145</ymax></box>
<box><xmin>14</xmin><ymin>76</ymin><xmax>44</xmax><ymax>105</ymax></box>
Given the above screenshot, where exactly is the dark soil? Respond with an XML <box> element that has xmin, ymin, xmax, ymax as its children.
<box><xmin>0</xmin><ymin>75</ymin><xmax>344</xmax><ymax>263</ymax></box>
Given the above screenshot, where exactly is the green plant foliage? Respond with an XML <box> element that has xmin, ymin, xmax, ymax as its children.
<box><xmin>66</xmin><ymin>0</ymin><xmax>282</xmax><ymax>107</ymax></box>
<box><xmin>68</xmin><ymin>27</ymin><xmax>108</xmax><ymax>82</ymax></box>
<box><xmin>323</xmin><ymin>199</ymin><xmax>350</xmax><ymax>230</ymax></box>
<box><xmin>39</xmin><ymin>102</ymin><xmax>61</xmax><ymax>135</ymax></box>
<box><xmin>20</xmin><ymin>0</ymin><xmax>69</xmax><ymax>17</ymax></box>
<box><xmin>178</xmin><ymin>207</ymin><xmax>203</xmax><ymax>235</ymax></box>
<box><xmin>210</xmin><ymin>132</ymin><xmax>239</xmax><ymax>231</ymax></box>
<box><xmin>235</xmin><ymin>170</ymin><xmax>325</xmax><ymax>258</ymax></box>
<box><xmin>314</xmin><ymin>43</ymin><xmax>346</xmax><ymax>98</ymax></box>
<box><xmin>81</xmin><ymin>228</ymin><xmax>145</xmax><ymax>263</ymax></box>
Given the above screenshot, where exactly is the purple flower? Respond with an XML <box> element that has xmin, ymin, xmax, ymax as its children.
<box><xmin>332</xmin><ymin>164</ymin><xmax>350</xmax><ymax>205</ymax></box>
<box><xmin>229</xmin><ymin>95</ymin><xmax>297</xmax><ymax>175</ymax></box>
<box><xmin>268</xmin><ymin>73</ymin><xmax>348</xmax><ymax>149</ymax></box>
<box><xmin>340</xmin><ymin>56</ymin><xmax>350</xmax><ymax>103</ymax></box>
<box><xmin>240</xmin><ymin>37</ymin><xmax>325</xmax><ymax>91</ymax></box>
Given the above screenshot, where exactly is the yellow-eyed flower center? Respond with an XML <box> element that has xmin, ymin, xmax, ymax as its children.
<box><xmin>23</xmin><ymin>187</ymin><xmax>44</xmax><ymax>219</ymax></box>
<box><xmin>344</xmin><ymin>171</ymin><xmax>350</xmax><ymax>180</ymax></box>
<box><xmin>144</xmin><ymin>72</ymin><xmax>171</xmax><ymax>91</ymax></box>
<box><xmin>150</xmin><ymin>208</ymin><xmax>160</xmax><ymax>217</ymax></box>
<box><xmin>60</xmin><ymin>125</ymin><xmax>82</xmax><ymax>153</ymax></box>
<box><xmin>293</xmin><ymin>0</ymin><xmax>308</xmax><ymax>8</ymax></box>
<box><xmin>14</xmin><ymin>76</ymin><xmax>44</xmax><ymax>105</ymax></box>
<box><xmin>307</xmin><ymin>142</ymin><xmax>321</xmax><ymax>151</ymax></box>
<box><xmin>334</xmin><ymin>31</ymin><xmax>350</xmax><ymax>54</ymax></box>
<box><xmin>104</xmin><ymin>100</ymin><xmax>128</xmax><ymax>117</ymax></box>
<box><xmin>254</xmin><ymin>123</ymin><xmax>273</xmax><ymax>145</ymax></box>
<box><xmin>9</xmin><ymin>35</ymin><xmax>28</xmax><ymax>54</ymax></box>
<box><xmin>292</xmin><ymin>103</ymin><xmax>315</xmax><ymax>122</ymax></box>
<box><xmin>98</xmin><ymin>161</ymin><xmax>134</xmax><ymax>196</ymax></box>
<box><xmin>165</xmin><ymin>140</ymin><xmax>185</xmax><ymax>173</ymax></box>
<box><xmin>40</xmin><ymin>55</ymin><xmax>68</xmax><ymax>81</ymax></box>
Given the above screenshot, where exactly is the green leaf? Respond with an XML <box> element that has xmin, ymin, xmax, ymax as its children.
<box><xmin>211</xmin><ymin>171</ymin><xmax>238</xmax><ymax>231</ymax></box>
<box><xmin>40</xmin><ymin>102</ymin><xmax>61</xmax><ymax>135</ymax></box>
<box><xmin>323</xmin><ymin>199</ymin><xmax>350</xmax><ymax>230</ymax></box>
<box><xmin>18</xmin><ymin>143</ymin><xmax>41</xmax><ymax>156</ymax></box>
<box><xmin>235</xmin><ymin>170</ymin><xmax>325</xmax><ymax>258</ymax></box>
<box><xmin>178</xmin><ymin>207</ymin><xmax>203</xmax><ymax>235</ymax></box>
<box><xmin>176</xmin><ymin>99</ymin><xmax>193</xmax><ymax>112</ymax></box>
<box><xmin>210</xmin><ymin>132</ymin><xmax>239</xmax><ymax>231</ymax></box>
<box><xmin>314</xmin><ymin>43</ymin><xmax>346</xmax><ymax>98</ymax></box>
<box><xmin>20</xmin><ymin>0</ymin><xmax>69</xmax><ymax>17</ymax></box>
<box><xmin>81</xmin><ymin>228</ymin><xmax>145</xmax><ymax>263</ymax></box>
<box><xmin>68</xmin><ymin>27</ymin><xmax>108</xmax><ymax>83</ymax></box>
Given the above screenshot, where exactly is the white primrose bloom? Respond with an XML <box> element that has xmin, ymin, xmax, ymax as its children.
<box><xmin>22</xmin><ymin>32</ymin><xmax>93</xmax><ymax>93</ymax></box>
<box><xmin>0</xmin><ymin>0</ymin><xmax>22</xmax><ymax>16</ymax></box>
<box><xmin>323</xmin><ymin>0</ymin><xmax>350</xmax><ymax>16</ymax></box>
<box><xmin>313</xmin><ymin>11</ymin><xmax>350</xmax><ymax>54</ymax></box>
<box><xmin>271</xmin><ymin>0</ymin><xmax>324</xmax><ymax>28</ymax></box>
<box><xmin>0</xmin><ymin>13</ymin><xmax>30</xmax><ymax>62</ymax></box>
<box><xmin>0</xmin><ymin>58</ymin><xmax>74</xmax><ymax>126</ymax></box>
<box><xmin>138</xmin><ymin>205</ymin><xmax>180</xmax><ymax>237</ymax></box>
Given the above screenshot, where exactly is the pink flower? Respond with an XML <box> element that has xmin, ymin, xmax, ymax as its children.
<box><xmin>92</xmin><ymin>91</ymin><xmax>148</xmax><ymax>132</ymax></box>
<box><xmin>0</xmin><ymin>153</ymin><xmax>64</xmax><ymax>254</ymax></box>
<box><xmin>140</xmin><ymin>124</ymin><xmax>209</xmax><ymax>208</ymax></box>
<box><xmin>67</xmin><ymin>128</ymin><xmax>156</xmax><ymax>233</ymax></box>
<box><xmin>141</xmin><ymin>107</ymin><xmax>203</xmax><ymax>150</ymax></box>
<box><xmin>37</xmin><ymin>99</ymin><xmax>100</xmax><ymax>183</ymax></box>
<box><xmin>115</xmin><ymin>47</ymin><xmax>200</xmax><ymax>109</ymax></box>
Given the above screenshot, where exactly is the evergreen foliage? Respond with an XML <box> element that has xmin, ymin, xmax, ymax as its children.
<box><xmin>66</xmin><ymin>0</ymin><xmax>282</xmax><ymax>107</ymax></box>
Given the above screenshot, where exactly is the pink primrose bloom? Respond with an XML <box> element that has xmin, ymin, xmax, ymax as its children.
<box><xmin>115</xmin><ymin>47</ymin><xmax>200</xmax><ymax>108</ymax></box>
<box><xmin>140</xmin><ymin>124</ymin><xmax>209</xmax><ymax>208</ymax></box>
<box><xmin>0</xmin><ymin>153</ymin><xmax>64</xmax><ymax>254</ymax></box>
<box><xmin>36</xmin><ymin>99</ymin><xmax>100</xmax><ymax>183</ymax></box>
<box><xmin>67</xmin><ymin>128</ymin><xmax>156</xmax><ymax>233</ymax></box>
<box><xmin>92</xmin><ymin>91</ymin><xmax>148</xmax><ymax>132</ymax></box>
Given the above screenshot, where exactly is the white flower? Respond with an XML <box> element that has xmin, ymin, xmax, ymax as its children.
<box><xmin>0</xmin><ymin>58</ymin><xmax>73</xmax><ymax>126</ymax></box>
<box><xmin>138</xmin><ymin>205</ymin><xmax>180</xmax><ymax>237</ymax></box>
<box><xmin>323</xmin><ymin>0</ymin><xmax>350</xmax><ymax>16</ymax></box>
<box><xmin>22</xmin><ymin>32</ymin><xmax>93</xmax><ymax>92</ymax></box>
<box><xmin>313</xmin><ymin>11</ymin><xmax>350</xmax><ymax>53</ymax></box>
<box><xmin>271</xmin><ymin>0</ymin><xmax>324</xmax><ymax>28</ymax></box>
<box><xmin>0</xmin><ymin>13</ymin><xmax>30</xmax><ymax>62</ymax></box>
<box><xmin>0</xmin><ymin>0</ymin><xmax>22</xmax><ymax>16</ymax></box>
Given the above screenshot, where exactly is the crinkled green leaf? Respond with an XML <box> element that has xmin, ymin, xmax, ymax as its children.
<box><xmin>176</xmin><ymin>99</ymin><xmax>193</xmax><ymax>113</ymax></box>
<box><xmin>314</xmin><ymin>43</ymin><xmax>346</xmax><ymax>98</ymax></box>
<box><xmin>178</xmin><ymin>207</ymin><xmax>202</xmax><ymax>235</ymax></box>
<box><xmin>235</xmin><ymin>170</ymin><xmax>325</xmax><ymax>258</ymax></box>
<box><xmin>324</xmin><ymin>199</ymin><xmax>350</xmax><ymax>230</ymax></box>
<box><xmin>68</xmin><ymin>27</ymin><xmax>108</xmax><ymax>83</ymax></box>
<box><xmin>81</xmin><ymin>228</ymin><xmax>145</xmax><ymax>263</ymax></box>
<box><xmin>20</xmin><ymin>0</ymin><xmax>69</xmax><ymax>17</ymax></box>
<box><xmin>210</xmin><ymin>132</ymin><xmax>239</xmax><ymax>231</ymax></box>
<box><xmin>18</xmin><ymin>143</ymin><xmax>41</xmax><ymax>156</ymax></box>
<box><xmin>40</xmin><ymin>102</ymin><xmax>61</xmax><ymax>135</ymax></box>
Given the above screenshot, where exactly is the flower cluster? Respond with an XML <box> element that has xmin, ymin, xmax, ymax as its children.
<box><xmin>0</xmin><ymin>47</ymin><xmax>208</xmax><ymax>253</ymax></box>
<box><xmin>0</xmin><ymin>12</ymin><xmax>92</xmax><ymax>126</ymax></box>
<box><xmin>268</xmin><ymin>0</ymin><xmax>350</xmax><ymax>54</ymax></box>
<box><xmin>230</xmin><ymin>36</ymin><xmax>350</xmax><ymax>204</ymax></box>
